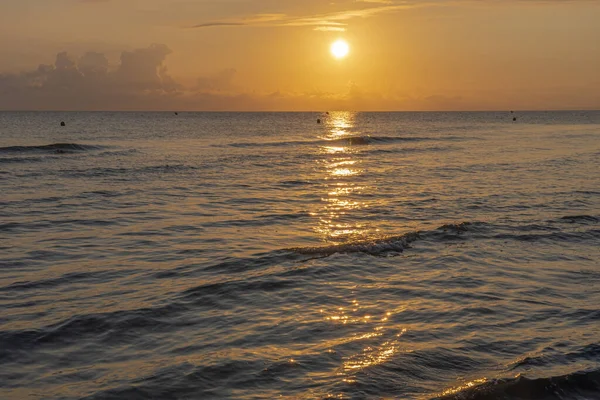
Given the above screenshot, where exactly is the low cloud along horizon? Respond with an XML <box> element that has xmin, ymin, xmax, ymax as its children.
<box><xmin>0</xmin><ymin>44</ymin><xmax>598</xmax><ymax>112</ymax></box>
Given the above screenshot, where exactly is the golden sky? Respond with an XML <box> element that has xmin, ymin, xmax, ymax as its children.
<box><xmin>0</xmin><ymin>0</ymin><xmax>599</xmax><ymax>110</ymax></box>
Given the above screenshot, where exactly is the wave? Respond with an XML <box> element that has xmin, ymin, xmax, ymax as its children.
<box><xmin>289</xmin><ymin>222</ymin><xmax>482</xmax><ymax>257</ymax></box>
<box><xmin>290</xmin><ymin>232</ymin><xmax>422</xmax><ymax>256</ymax></box>
<box><xmin>436</xmin><ymin>368</ymin><xmax>600</xmax><ymax>400</ymax></box>
<box><xmin>0</xmin><ymin>270</ymin><xmax>117</xmax><ymax>292</ymax></box>
<box><xmin>62</xmin><ymin>163</ymin><xmax>198</xmax><ymax>178</ymax></box>
<box><xmin>492</xmin><ymin>228</ymin><xmax>600</xmax><ymax>243</ymax></box>
<box><xmin>508</xmin><ymin>343</ymin><xmax>600</xmax><ymax>371</ymax></box>
<box><xmin>0</xmin><ymin>303</ymin><xmax>183</xmax><ymax>363</ymax></box>
<box><xmin>325</xmin><ymin>135</ymin><xmax>427</xmax><ymax>146</ymax></box>
<box><xmin>0</xmin><ymin>143</ymin><xmax>101</xmax><ymax>153</ymax></box>
<box><xmin>287</xmin><ymin>217</ymin><xmax>600</xmax><ymax>258</ymax></box>
<box><xmin>0</xmin><ymin>156</ymin><xmax>47</xmax><ymax>164</ymax></box>
<box><xmin>223</xmin><ymin>135</ymin><xmax>453</xmax><ymax>149</ymax></box>
<box><xmin>559</xmin><ymin>215</ymin><xmax>599</xmax><ymax>224</ymax></box>
<box><xmin>82</xmin><ymin>358</ymin><xmax>290</xmax><ymax>399</ymax></box>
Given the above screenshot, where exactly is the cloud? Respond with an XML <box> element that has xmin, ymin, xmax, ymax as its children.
<box><xmin>279</xmin><ymin>4</ymin><xmax>414</xmax><ymax>31</ymax></box>
<box><xmin>78</xmin><ymin>52</ymin><xmax>109</xmax><ymax>77</ymax></box>
<box><xmin>192</xmin><ymin>22</ymin><xmax>246</xmax><ymax>28</ymax></box>
<box><xmin>191</xmin><ymin>13</ymin><xmax>288</xmax><ymax>29</ymax></box>
<box><xmin>190</xmin><ymin>0</ymin><xmax>595</xmax><ymax>32</ymax></box>
<box><xmin>114</xmin><ymin>44</ymin><xmax>178</xmax><ymax>91</ymax></box>
<box><xmin>0</xmin><ymin>44</ymin><xmax>180</xmax><ymax>110</ymax></box>
<box><xmin>191</xmin><ymin>3</ymin><xmax>420</xmax><ymax>31</ymax></box>
<box><xmin>314</xmin><ymin>26</ymin><xmax>347</xmax><ymax>32</ymax></box>
<box><xmin>195</xmin><ymin>69</ymin><xmax>237</xmax><ymax>92</ymax></box>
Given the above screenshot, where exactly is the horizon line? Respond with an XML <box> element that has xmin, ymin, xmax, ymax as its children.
<box><xmin>1</xmin><ymin>109</ymin><xmax>599</xmax><ymax>113</ymax></box>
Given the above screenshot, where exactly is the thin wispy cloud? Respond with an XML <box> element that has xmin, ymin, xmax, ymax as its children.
<box><xmin>190</xmin><ymin>2</ymin><xmax>422</xmax><ymax>31</ymax></box>
<box><xmin>192</xmin><ymin>22</ymin><xmax>246</xmax><ymax>28</ymax></box>
<box><xmin>314</xmin><ymin>26</ymin><xmax>347</xmax><ymax>32</ymax></box>
<box><xmin>189</xmin><ymin>0</ymin><xmax>590</xmax><ymax>32</ymax></box>
<box><xmin>357</xmin><ymin>0</ymin><xmax>396</xmax><ymax>3</ymax></box>
<box><xmin>282</xmin><ymin>4</ymin><xmax>416</xmax><ymax>28</ymax></box>
<box><xmin>190</xmin><ymin>13</ymin><xmax>287</xmax><ymax>29</ymax></box>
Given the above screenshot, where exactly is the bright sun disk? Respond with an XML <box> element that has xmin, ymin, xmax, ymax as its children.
<box><xmin>331</xmin><ymin>40</ymin><xmax>350</xmax><ymax>59</ymax></box>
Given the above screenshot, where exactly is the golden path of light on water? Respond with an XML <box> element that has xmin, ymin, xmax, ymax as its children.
<box><xmin>325</xmin><ymin>112</ymin><xmax>354</xmax><ymax>138</ymax></box>
<box><xmin>322</xmin><ymin>146</ymin><xmax>347</xmax><ymax>154</ymax></box>
<box><xmin>313</xmin><ymin>111</ymin><xmax>376</xmax><ymax>244</ymax></box>
<box><xmin>331</xmin><ymin>168</ymin><xmax>360</xmax><ymax>177</ymax></box>
<box><xmin>313</xmin><ymin>113</ymin><xmax>413</xmax><ymax>393</ymax></box>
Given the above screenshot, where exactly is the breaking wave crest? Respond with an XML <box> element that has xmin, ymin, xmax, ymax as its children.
<box><xmin>290</xmin><ymin>222</ymin><xmax>482</xmax><ymax>257</ymax></box>
<box><xmin>224</xmin><ymin>135</ymin><xmax>453</xmax><ymax>148</ymax></box>
<box><xmin>291</xmin><ymin>231</ymin><xmax>422</xmax><ymax>256</ymax></box>
<box><xmin>287</xmin><ymin>216</ymin><xmax>599</xmax><ymax>258</ymax></box>
<box><xmin>325</xmin><ymin>135</ymin><xmax>428</xmax><ymax>146</ymax></box>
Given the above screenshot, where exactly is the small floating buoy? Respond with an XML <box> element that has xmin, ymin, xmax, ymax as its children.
<box><xmin>317</xmin><ymin>118</ymin><xmax>321</xmax><ymax>124</ymax></box>
<box><xmin>326</xmin><ymin>112</ymin><xmax>330</xmax><ymax>115</ymax></box>
<box><xmin>513</xmin><ymin>117</ymin><xmax>517</xmax><ymax>121</ymax></box>
<box><xmin>60</xmin><ymin>121</ymin><xmax>66</xmax><ymax>127</ymax></box>
<box><xmin>174</xmin><ymin>112</ymin><xmax>178</xmax><ymax>115</ymax></box>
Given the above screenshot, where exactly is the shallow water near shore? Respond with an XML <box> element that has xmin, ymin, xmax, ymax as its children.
<box><xmin>1</xmin><ymin>111</ymin><xmax>599</xmax><ymax>399</ymax></box>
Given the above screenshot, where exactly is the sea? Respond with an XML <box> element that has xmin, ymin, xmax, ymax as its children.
<box><xmin>1</xmin><ymin>111</ymin><xmax>599</xmax><ymax>399</ymax></box>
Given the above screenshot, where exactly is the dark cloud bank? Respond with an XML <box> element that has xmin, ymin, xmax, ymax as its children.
<box><xmin>0</xmin><ymin>44</ymin><xmax>186</xmax><ymax>111</ymax></box>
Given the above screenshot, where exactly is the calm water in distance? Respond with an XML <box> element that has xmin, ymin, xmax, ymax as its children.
<box><xmin>1</xmin><ymin>111</ymin><xmax>599</xmax><ymax>399</ymax></box>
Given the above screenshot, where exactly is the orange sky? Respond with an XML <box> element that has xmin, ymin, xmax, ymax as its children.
<box><xmin>0</xmin><ymin>0</ymin><xmax>599</xmax><ymax>110</ymax></box>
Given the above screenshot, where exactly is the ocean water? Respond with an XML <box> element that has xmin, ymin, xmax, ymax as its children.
<box><xmin>1</xmin><ymin>111</ymin><xmax>599</xmax><ymax>400</ymax></box>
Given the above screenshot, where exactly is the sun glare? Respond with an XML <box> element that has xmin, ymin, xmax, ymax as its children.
<box><xmin>331</xmin><ymin>40</ymin><xmax>350</xmax><ymax>59</ymax></box>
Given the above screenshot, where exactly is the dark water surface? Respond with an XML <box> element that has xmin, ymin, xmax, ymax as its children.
<box><xmin>1</xmin><ymin>111</ymin><xmax>599</xmax><ymax>399</ymax></box>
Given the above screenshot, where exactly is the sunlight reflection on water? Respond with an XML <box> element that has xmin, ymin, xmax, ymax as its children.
<box><xmin>314</xmin><ymin>112</ymin><xmax>375</xmax><ymax>244</ymax></box>
<box><xmin>314</xmin><ymin>113</ymin><xmax>416</xmax><ymax>394</ymax></box>
<box><xmin>318</xmin><ymin>295</ymin><xmax>409</xmax><ymax>390</ymax></box>
<box><xmin>440</xmin><ymin>378</ymin><xmax>489</xmax><ymax>397</ymax></box>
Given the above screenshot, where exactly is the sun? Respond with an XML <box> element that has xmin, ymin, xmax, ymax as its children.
<box><xmin>331</xmin><ymin>39</ymin><xmax>350</xmax><ymax>59</ymax></box>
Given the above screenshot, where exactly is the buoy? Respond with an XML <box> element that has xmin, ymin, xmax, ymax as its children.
<box><xmin>513</xmin><ymin>117</ymin><xmax>517</xmax><ymax>121</ymax></box>
<box><xmin>317</xmin><ymin>119</ymin><xmax>321</xmax><ymax>124</ymax></box>
<box><xmin>60</xmin><ymin>121</ymin><xmax>66</xmax><ymax>127</ymax></box>
<box><xmin>174</xmin><ymin>112</ymin><xmax>178</xmax><ymax>115</ymax></box>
